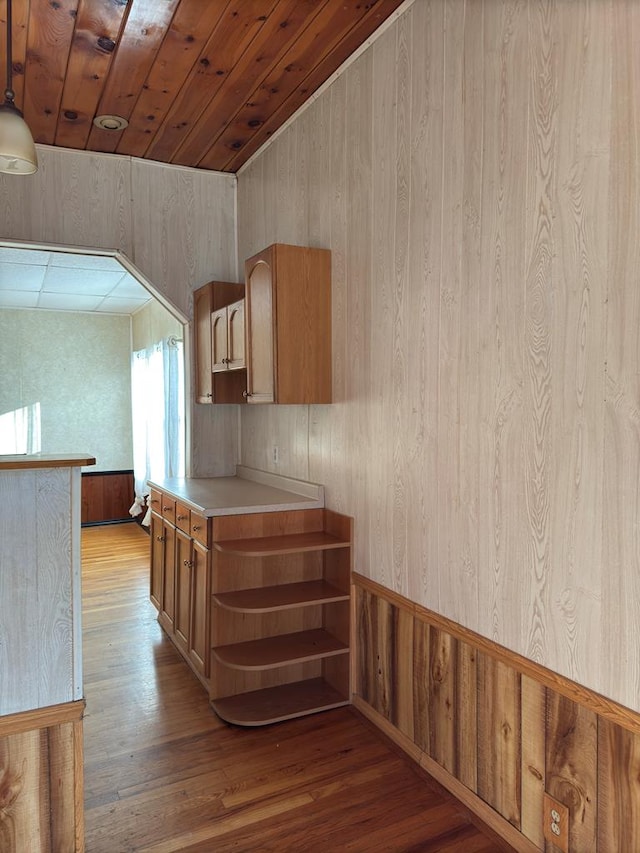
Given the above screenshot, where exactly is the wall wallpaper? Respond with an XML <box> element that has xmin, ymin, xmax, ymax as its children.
<box><xmin>0</xmin><ymin>308</ymin><xmax>133</xmax><ymax>471</ymax></box>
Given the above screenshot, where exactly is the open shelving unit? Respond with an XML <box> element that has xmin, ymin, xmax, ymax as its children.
<box><xmin>210</xmin><ymin>508</ymin><xmax>352</xmax><ymax>726</ymax></box>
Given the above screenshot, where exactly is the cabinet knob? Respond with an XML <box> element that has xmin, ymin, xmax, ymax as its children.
<box><xmin>177</xmin><ymin>514</ymin><xmax>188</xmax><ymax>520</ymax></box>
<box><xmin>156</xmin><ymin>536</ymin><xmax>165</xmax><ymax>542</ymax></box>
<box><xmin>242</xmin><ymin>390</ymin><xmax>252</xmax><ymax>398</ymax></box>
<box><xmin>183</xmin><ymin>560</ymin><xmax>193</xmax><ymax>567</ymax></box>
<box><xmin>163</xmin><ymin>505</ymin><xmax>171</xmax><ymax>511</ymax></box>
<box><xmin>206</xmin><ymin>393</ymin><xmax>212</xmax><ymax>398</ymax></box>
<box><xmin>192</xmin><ymin>525</ymin><xmax>201</xmax><ymax>531</ymax></box>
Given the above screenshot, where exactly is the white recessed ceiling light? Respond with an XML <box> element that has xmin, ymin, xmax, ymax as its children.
<box><xmin>93</xmin><ymin>114</ymin><xmax>129</xmax><ymax>132</ymax></box>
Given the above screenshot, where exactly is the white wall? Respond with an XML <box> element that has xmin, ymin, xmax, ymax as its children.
<box><xmin>237</xmin><ymin>0</ymin><xmax>640</xmax><ymax>712</ymax></box>
<box><xmin>0</xmin><ymin>148</ymin><xmax>239</xmax><ymax>477</ymax></box>
<box><xmin>0</xmin><ymin>308</ymin><xmax>132</xmax><ymax>471</ymax></box>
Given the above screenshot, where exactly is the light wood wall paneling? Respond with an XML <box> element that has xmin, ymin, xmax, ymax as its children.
<box><xmin>404</xmin><ymin>0</ymin><xmax>443</xmax><ymax>608</ymax></box>
<box><xmin>437</xmin><ymin>0</ymin><xmax>471</xmax><ymax>625</ymax></box>
<box><xmin>477</xmin><ymin>0</ymin><xmax>529</xmax><ymax>654</ymax></box>
<box><xmin>0</xmin><ymin>147</ymin><xmax>133</xmax><ymax>254</ymax></box>
<box><xmin>522</xmin><ymin>0</ymin><xmax>557</xmax><ymax>669</ymax></box>
<box><xmin>477</xmin><ymin>653</ymin><xmax>521</xmax><ymax>829</ymax></box>
<box><xmin>550</xmin><ymin>0</ymin><xmax>609</xmax><ymax>688</ymax></box>
<box><xmin>370</xmin><ymin>25</ymin><xmax>398</xmax><ymax>595</ymax></box>
<box><xmin>545</xmin><ymin>691</ymin><xmax>597</xmax><ymax>852</ymax></box>
<box><xmin>598</xmin><ymin>718</ymin><xmax>640</xmax><ymax>851</ymax></box>
<box><xmin>603</xmin><ymin>0</ymin><xmax>640</xmax><ymax>711</ymax></box>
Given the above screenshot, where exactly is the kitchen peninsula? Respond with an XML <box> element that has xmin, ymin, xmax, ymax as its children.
<box><xmin>147</xmin><ymin>466</ymin><xmax>353</xmax><ymax>726</ymax></box>
<box><xmin>0</xmin><ymin>452</ymin><xmax>94</xmax><ymax>851</ymax></box>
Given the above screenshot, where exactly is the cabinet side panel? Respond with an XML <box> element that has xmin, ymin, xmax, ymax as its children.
<box><xmin>275</xmin><ymin>245</ymin><xmax>332</xmax><ymax>404</ymax></box>
<box><xmin>0</xmin><ymin>471</ymin><xmax>38</xmax><ymax>714</ymax></box>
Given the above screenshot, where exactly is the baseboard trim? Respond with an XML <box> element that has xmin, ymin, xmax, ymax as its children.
<box><xmin>352</xmin><ymin>695</ymin><xmax>538</xmax><ymax>853</ymax></box>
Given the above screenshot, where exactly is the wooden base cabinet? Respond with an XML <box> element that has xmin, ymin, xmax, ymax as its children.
<box><xmin>210</xmin><ymin>508</ymin><xmax>352</xmax><ymax>726</ymax></box>
<box><xmin>149</xmin><ymin>489</ymin><xmax>211</xmax><ymax>686</ymax></box>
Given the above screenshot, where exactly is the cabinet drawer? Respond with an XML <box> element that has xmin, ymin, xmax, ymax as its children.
<box><xmin>148</xmin><ymin>488</ymin><xmax>162</xmax><ymax>515</ymax></box>
<box><xmin>190</xmin><ymin>512</ymin><xmax>211</xmax><ymax>548</ymax></box>
<box><xmin>175</xmin><ymin>502</ymin><xmax>191</xmax><ymax>534</ymax></box>
<box><xmin>161</xmin><ymin>496</ymin><xmax>176</xmax><ymax>524</ymax></box>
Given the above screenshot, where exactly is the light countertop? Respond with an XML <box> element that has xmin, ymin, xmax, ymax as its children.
<box><xmin>0</xmin><ymin>453</ymin><xmax>96</xmax><ymax>471</ymax></box>
<box><xmin>148</xmin><ymin>465</ymin><xmax>324</xmax><ymax>517</ymax></box>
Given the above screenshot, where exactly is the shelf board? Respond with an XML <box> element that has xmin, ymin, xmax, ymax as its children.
<box><xmin>212</xmin><ymin>628</ymin><xmax>348</xmax><ymax>670</ymax></box>
<box><xmin>213</xmin><ymin>530</ymin><xmax>350</xmax><ymax>557</ymax></box>
<box><xmin>213</xmin><ymin>580</ymin><xmax>349</xmax><ymax>613</ymax></box>
<box><xmin>211</xmin><ymin>678</ymin><xmax>349</xmax><ymax>726</ymax></box>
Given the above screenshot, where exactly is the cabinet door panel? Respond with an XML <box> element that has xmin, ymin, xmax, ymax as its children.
<box><xmin>246</xmin><ymin>259</ymin><xmax>275</xmax><ymax>403</ymax></box>
<box><xmin>189</xmin><ymin>540</ymin><xmax>210</xmax><ymax>678</ymax></box>
<box><xmin>174</xmin><ymin>531</ymin><xmax>192</xmax><ymax>656</ymax></box>
<box><xmin>150</xmin><ymin>513</ymin><xmax>163</xmax><ymax>611</ymax></box>
<box><xmin>161</xmin><ymin>522</ymin><xmax>176</xmax><ymax>632</ymax></box>
<box><xmin>227</xmin><ymin>300</ymin><xmax>245</xmax><ymax>369</ymax></box>
<box><xmin>194</xmin><ymin>284</ymin><xmax>213</xmax><ymax>402</ymax></box>
<box><xmin>211</xmin><ymin>307</ymin><xmax>229</xmax><ymax>373</ymax></box>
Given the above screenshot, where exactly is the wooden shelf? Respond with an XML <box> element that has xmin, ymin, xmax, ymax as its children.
<box><xmin>212</xmin><ymin>629</ymin><xmax>348</xmax><ymax>671</ymax></box>
<box><xmin>211</xmin><ymin>678</ymin><xmax>349</xmax><ymax>726</ymax></box>
<box><xmin>213</xmin><ymin>530</ymin><xmax>350</xmax><ymax>557</ymax></box>
<box><xmin>213</xmin><ymin>580</ymin><xmax>349</xmax><ymax>613</ymax></box>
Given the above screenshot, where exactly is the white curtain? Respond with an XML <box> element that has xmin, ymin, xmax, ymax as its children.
<box><xmin>0</xmin><ymin>402</ymin><xmax>41</xmax><ymax>454</ymax></box>
<box><xmin>130</xmin><ymin>337</ymin><xmax>185</xmax><ymax>522</ymax></box>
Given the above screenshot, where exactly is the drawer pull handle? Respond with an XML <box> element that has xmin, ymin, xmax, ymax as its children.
<box><xmin>156</xmin><ymin>536</ymin><xmax>165</xmax><ymax>542</ymax></box>
<box><xmin>177</xmin><ymin>514</ymin><xmax>188</xmax><ymax>520</ymax></box>
<box><xmin>192</xmin><ymin>525</ymin><xmax>201</xmax><ymax>531</ymax></box>
<box><xmin>163</xmin><ymin>505</ymin><xmax>172</xmax><ymax>511</ymax></box>
<box><xmin>183</xmin><ymin>560</ymin><xmax>193</xmax><ymax>568</ymax></box>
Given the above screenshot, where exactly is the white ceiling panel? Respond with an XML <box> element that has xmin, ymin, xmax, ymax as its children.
<box><xmin>0</xmin><ymin>263</ymin><xmax>47</xmax><ymax>291</ymax></box>
<box><xmin>0</xmin><ymin>247</ymin><xmax>154</xmax><ymax>314</ymax></box>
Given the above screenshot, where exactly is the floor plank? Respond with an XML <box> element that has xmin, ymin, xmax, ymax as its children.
<box><xmin>82</xmin><ymin>523</ymin><xmax>513</xmax><ymax>852</ymax></box>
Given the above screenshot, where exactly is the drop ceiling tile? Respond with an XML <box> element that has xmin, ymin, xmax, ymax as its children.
<box><xmin>48</xmin><ymin>252</ymin><xmax>124</xmax><ymax>271</ymax></box>
<box><xmin>0</xmin><ymin>290</ymin><xmax>39</xmax><ymax>307</ymax></box>
<box><xmin>0</xmin><ymin>248</ymin><xmax>50</xmax><ymax>265</ymax></box>
<box><xmin>0</xmin><ymin>263</ymin><xmax>46</xmax><ymax>291</ymax></box>
<box><xmin>42</xmin><ymin>267</ymin><xmax>124</xmax><ymax>295</ymax></box>
<box><xmin>95</xmin><ymin>296</ymin><xmax>149</xmax><ymax>314</ymax></box>
<box><xmin>38</xmin><ymin>292</ymin><xmax>104</xmax><ymax>311</ymax></box>
<box><xmin>110</xmin><ymin>275</ymin><xmax>150</xmax><ymax>299</ymax></box>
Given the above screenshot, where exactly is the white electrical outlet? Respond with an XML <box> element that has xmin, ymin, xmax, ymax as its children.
<box><xmin>543</xmin><ymin>793</ymin><xmax>569</xmax><ymax>852</ymax></box>
<box><xmin>272</xmin><ymin>446</ymin><xmax>279</xmax><ymax>465</ymax></box>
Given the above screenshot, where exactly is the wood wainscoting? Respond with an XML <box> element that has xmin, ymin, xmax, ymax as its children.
<box><xmin>0</xmin><ymin>701</ymin><xmax>84</xmax><ymax>852</ymax></box>
<box><xmin>81</xmin><ymin>470</ymin><xmax>134</xmax><ymax>526</ymax></box>
<box><xmin>354</xmin><ymin>574</ymin><xmax>640</xmax><ymax>853</ymax></box>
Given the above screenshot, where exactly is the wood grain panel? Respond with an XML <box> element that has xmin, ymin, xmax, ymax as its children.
<box><xmin>404</xmin><ymin>0</ymin><xmax>442</xmax><ymax>608</ymax></box>
<box><xmin>428</xmin><ymin>626</ymin><xmax>456</xmax><ymax>774</ymax></box>
<box><xmin>456</xmin><ymin>639</ymin><xmax>478</xmax><ymax>791</ymax></box>
<box><xmin>603</xmin><ymin>0</ymin><xmax>640</xmax><ymax>711</ymax></box>
<box><xmin>54</xmin><ymin>0</ymin><xmax>129</xmax><ymax>149</ymax></box>
<box><xmin>87</xmin><ymin>0</ymin><xmax>182</xmax><ymax>154</ymax></box>
<box><xmin>598</xmin><ymin>718</ymin><xmax>640</xmax><ymax>851</ymax></box>
<box><xmin>520</xmin><ymin>675</ymin><xmax>546</xmax><ymax>848</ymax></box>
<box><xmin>0</xmin><ymin>730</ymin><xmax>50</xmax><ymax>853</ymax></box>
<box><xmin>477</xmin><ymin>653</ymin><xmax>520</xmax><ymax>828</ymax></box>
<box><xmin>22</xmin><ymin>0</ymin><xmax>79</xmax><ymax>144</ymax></box>
<box><xmin>545</xmin><ymin>691</ymin><xmax>597</xmax><ymax>852</ymax></box>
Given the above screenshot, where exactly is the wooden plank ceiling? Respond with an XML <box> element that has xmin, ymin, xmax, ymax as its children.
<box><xmin>1</xmin><ymin>0</ymin><xmax>405</xmax><ymax>174</ymax></box>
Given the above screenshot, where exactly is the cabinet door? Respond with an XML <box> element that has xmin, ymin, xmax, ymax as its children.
<box><xmin>245</xmin><ymin>256</ymin><xmax>275</xmax><ymax>403</ymax></box>
<box><xmin>227</xmin><ymin>299</ymin><xmax>245</xmax><ymax>370</ymax></box>
<box><xmin>160</xmin><ymin>521</ymin><xmax>176</xmax><ymax>633</ymax></box>
<box><xmin>189</xmin><ymin>540</ymin><xmax>210</xmax><ymax>678</ymax></box>
<box><xmin>194</xmin><ymin>284</ymin><xmax>213</xmax><ymax>403</ymax></box>
<box><xmin>149</xmin><ymin>512</ymin><xmax>164</xmax><ymax>611</ymax></box>
<box><xmin>211</xmin><ymin>306</ymin><xmax>229</xmax><ymax>373</ymax></box>
<box><xmin>174</xmin><ymin>530</ymin><xmax>192</xmax><ymax>657</ymax></box>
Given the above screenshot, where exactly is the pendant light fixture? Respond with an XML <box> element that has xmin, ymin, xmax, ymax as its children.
<box><xmin>0</xmin><ymin>0</ymin><xmax>37</xmax><ymax>174</ymax></box>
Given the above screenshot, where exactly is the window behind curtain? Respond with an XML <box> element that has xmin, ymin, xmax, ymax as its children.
<box><xmin>131</xmin><ymin>337</ymin><xmax>185</xmax><ymax>510</ymax></box>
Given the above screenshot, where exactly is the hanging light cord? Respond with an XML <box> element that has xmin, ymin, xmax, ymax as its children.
<box><xmin>4</xmin><ymin>0</ymin><xmax>14</xmax><ymax>106</ymax></box>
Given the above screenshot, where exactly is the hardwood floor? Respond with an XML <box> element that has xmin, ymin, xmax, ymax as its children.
<box><xmin>82</xmin><ymin>523</ymin><xmax>513</xmax><ymax>852</ymax></box>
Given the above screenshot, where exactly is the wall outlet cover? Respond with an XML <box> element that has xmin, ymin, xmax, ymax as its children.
<box><xmin>543</xmin><ymin>792</ymin><xmax>569</xmax><ymax>853</ymax></box>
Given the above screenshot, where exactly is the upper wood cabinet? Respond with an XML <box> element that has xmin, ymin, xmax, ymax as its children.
<box><xmin>194</xmin><ymin>280</ymin><xmax>246</xmax><ymax>404</ymax></box>
<box><xmin>212</xmin><ymin>298</ymin><xmax>245</xmax><ymax>373</ymax></box>
<box><xmin>244</xmin><ymin>244</ymin><xmax>332</xmax><ymax>404</ymax></box>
